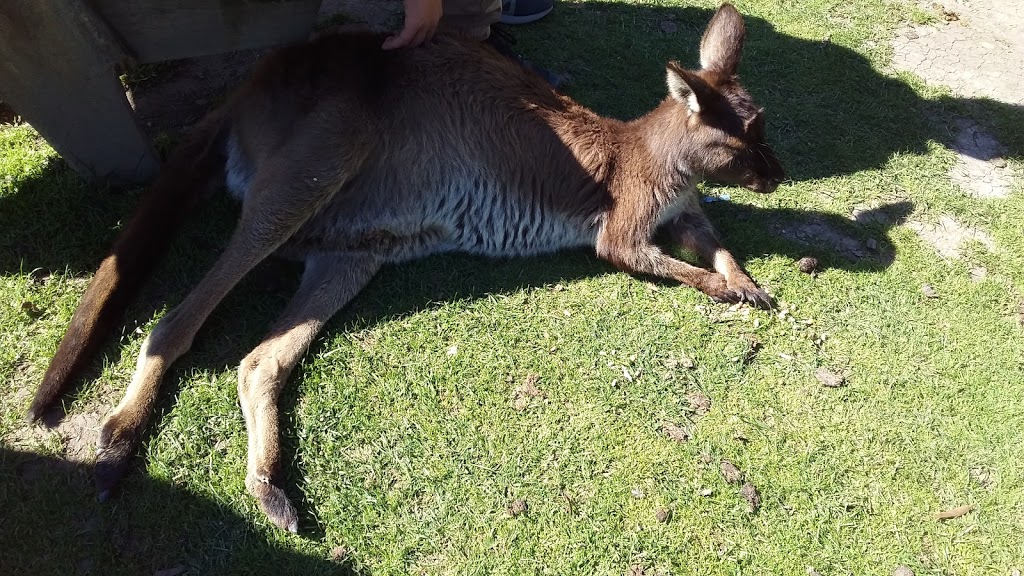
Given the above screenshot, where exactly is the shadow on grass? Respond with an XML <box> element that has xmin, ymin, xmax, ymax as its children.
<box><xmin>1</xmin><ymin>0</ymin><xmax>1019</xmax><ymax>556</ymax></box>
<box><xmin>523</xmin><ymin>2</ymin><xmax>1024</xmax><ymax>172</ymax></box>
<box><xmin>0</xmin><ymin>447</ymin><xmax>364</xmax><ymax>576</ymax></box>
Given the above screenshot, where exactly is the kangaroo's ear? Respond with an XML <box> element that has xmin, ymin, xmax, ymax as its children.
<box><xmin>699</xmin><ymin>2</ymin><xmax>746</xmax><ymax>75</ymax></box>
<box><xmin>666</xmin><ymin>62</ymin><xmax>715</xmax><ymax>113</ymax></box>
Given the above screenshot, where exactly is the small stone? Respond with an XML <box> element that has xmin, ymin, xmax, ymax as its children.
<box><xmin>797</xmin><ymin>257</ymin><xmax>819</xmax><ymax>274</ymax></box>
<box><xmin>700</xmin><ymin>488</ymin><xmax>714</xmax><ymax>497</ymax></box>
<box><xmin>993</xmin><ymin>158</ymin><xmax>1007</xmax><ymax>168</ymax></box>
<box><xmin>893</xmin><ymin>566</ymin><xmax>914</xmax><ymax>576</ymax></box>
<box><xmin>740</xmin><ymin>482</ymin><xmax>761</xmax><ymax>513</ymax></box>
<box><xmin>660</xmin><ymin>20</ymin><xmax>678</xmax><ymax>34</ymax></box>
<box><xmin>720</xmin><ymin>460</ymin><xmax>743</xmax><ymax>484</ymax></box>
<box><xmin>507</xmin><ymin>498</ymin><xmax>528</xmax><ymax>517</ymax></box>
<box><xmin>1010</xmin><ymin>568</ymin><xmax>1021</xmax><ymax>576</ymax></box>
<box><xmin>921</xmin><ymin>284</ymin><xmax>939</xmax><ymax>298</ymax></box>
<box><xmin>655</xmin><ymin>507</ymin><xmax>672</xmax><ymax>523</ymax></box>
<box><xmin>866</xmin><ymin>238</ymin><xmax>878</xmax><ymax>251</ymax></box>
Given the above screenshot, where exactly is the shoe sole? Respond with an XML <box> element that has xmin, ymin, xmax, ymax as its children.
<box><xmin>499</xmin><ymin>7</ymin><xmax>553</xmax><ymax>25</ymax></box>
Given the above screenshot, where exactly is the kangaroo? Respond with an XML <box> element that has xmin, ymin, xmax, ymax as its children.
<box><xmin>28</xmin><ymin>3</ymin><xmax>784</xmax><ymax>533</ymax></box>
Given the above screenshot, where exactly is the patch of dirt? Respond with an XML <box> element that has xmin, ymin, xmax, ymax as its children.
<box><xmin>892</xmin><ymin>0</ymin><xmax>1024</xmax><ymax>106</ymax></box>
<box><xmin>771</xmin><ymin>216</ymin><xmax>870</xmax><ymax>260</ymax></box>
<box><xmin>890</xmin><ymin>1</ymin><xmax>1021</xmax><ymax>198</ymax></box>
<box><xmin>8</xmin><ymin>407</ymin><xmax>103</xmax><ymax>465</ymax></box>
<box><xmin>906</xmin><ymin>214</ymin><xmax>995</xmax><ymax>259</ymax></box>
<box><xmin>511</xmin><ymin>373</ymin><xmax>544</xmax><ymax>411</ymax></box>
<box><xmin>947</xmin><ymin>118</ymin><xmax>1016</xmax><ymax>199</ymax></box>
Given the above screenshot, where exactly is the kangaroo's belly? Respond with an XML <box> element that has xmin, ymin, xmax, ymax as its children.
<box><xmin>280</xmin><ymin>168</ymin><xmax>600</xmax><ymax>263</ymax></box>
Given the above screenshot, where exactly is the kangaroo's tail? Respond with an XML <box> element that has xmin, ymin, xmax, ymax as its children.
<box><xmin>27</xmin><ymin>111</ymin><xmax>231</xmax><ymax>421</ymax></box>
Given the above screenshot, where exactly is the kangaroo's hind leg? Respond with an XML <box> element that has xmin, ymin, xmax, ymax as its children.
<box><xmin>95</xmin><ymin>147</ymin><xmax>365</xmax><ymax>498</ymax></box>
<box><xmin>237</xmin><ymin>252</ymin><xmax>381</xmax><ymax>533</ymax></box>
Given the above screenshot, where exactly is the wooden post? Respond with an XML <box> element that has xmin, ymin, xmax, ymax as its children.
<box><xmin>0</xmin><ymin>0</ymin><xmax>160</xmax><ymax>185</ymax></box>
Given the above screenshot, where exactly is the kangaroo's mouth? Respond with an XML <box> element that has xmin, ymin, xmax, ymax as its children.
<box><xmin>745</xmin><ymin>177</ymin><xmax>782</xmax><ymax>194</ymax></box>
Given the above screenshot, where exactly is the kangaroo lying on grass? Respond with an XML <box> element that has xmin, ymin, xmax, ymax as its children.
<box><xmin>28</xmin><ymin>3</ymin><xmax>784</xmax><ymax>532</ymax></box>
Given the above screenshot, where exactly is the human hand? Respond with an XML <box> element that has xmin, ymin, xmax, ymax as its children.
<box><xmin>382</xmin><ymin>0</ymin><xmax>443</xmax><ymax>50</ymax></box>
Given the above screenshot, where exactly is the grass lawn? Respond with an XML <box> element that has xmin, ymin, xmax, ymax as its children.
<box><xmin>2</xmin><ymin>0</ymin><xmax>1023</xmax><ymax>574</ymax></box>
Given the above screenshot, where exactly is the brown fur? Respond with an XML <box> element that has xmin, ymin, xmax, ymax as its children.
<box><xmin>30</xmin><ymin>4</ymin><xmax>784</xmax><ymax>532</ymax></box>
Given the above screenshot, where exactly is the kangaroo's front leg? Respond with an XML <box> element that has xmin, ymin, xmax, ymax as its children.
<box><xmin>666</xmin><ymin>211</ymin><xmax>772</xmax><ymax>307</ymax></box>
<box><xmin>237</xmin><ymin>252</ymin><xmax>380</xmax><ymax>533</ymax></box>
<box><xmin>594</xmin><ymin>203</ymin><xmax>738</xmax><ymax>302</ymax></box>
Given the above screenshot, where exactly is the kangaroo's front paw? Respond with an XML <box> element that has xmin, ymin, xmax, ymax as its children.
<box><xmin>247</xmin><ymin>473</ymin><xmax>299</xmax><ymax>534</ymax></box>
<box><xmin>726</xmin><ymin>275</ymin><xmax>773</xmax><ymax>308</ymax></box>
<box><xmin>95</xmin><ymin>412</ymin><xmax>144</xmax><ymax>501</ymax></box>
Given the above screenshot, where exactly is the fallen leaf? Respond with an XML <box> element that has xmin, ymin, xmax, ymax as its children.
<box><xmin>935</xmin><ymin>503</ymin><xmax>974</xmax><ymax>520</ymax></box>
<box><xmin>720</xmin><ymin>460</ymin><xmax>743</xmax><ymax>484</ymax></box>
<box><xmin>740</xmin><ymin>482</ymin><xmax>761</xmax><ymax>513</ymax></box>
<box><xmin>330</xmin><ymin>546</ymin><xmax>349</xmax><ymax>563</ymax></box>
<box><xmin>662</xmin><ymin>422</ymin><xmax>690</xmax><ymax>442</ymax></box>
<box><xmin>815</xmin><ymin>367</ymin><xmax>846</xmax><ymax>388</ymax></box>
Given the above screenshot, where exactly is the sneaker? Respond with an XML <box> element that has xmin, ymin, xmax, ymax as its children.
<box><xmin>500</xmin><ymin>0</ymin><xmax>554</xmax><ymax>25</ymax></box>
<box><xmin>485</xmin><ymin>24</ymin><xmax>566</xmax><ymax>88</ymax></box>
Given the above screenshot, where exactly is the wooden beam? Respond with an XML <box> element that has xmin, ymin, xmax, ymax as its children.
<box><xmin>0</xmin><ymin>0</ymin><xmax>159</xmax><ymax>185</ymax></box>
<box><xmin>92</xmin><ymin>0</ymin><xmax>324</xmax><ymax>64</ymax></box>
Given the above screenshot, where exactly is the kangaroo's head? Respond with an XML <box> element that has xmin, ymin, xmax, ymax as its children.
<box><xmin>665</xmin><ymin>3</ymin><xmax>785</xmax><ymax>193</ymax></box>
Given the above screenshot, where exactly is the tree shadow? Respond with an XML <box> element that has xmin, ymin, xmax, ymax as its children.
<box><xmin>0</xmin><ymin>447</ymin><xmax>366</xmax><ymax>575</ymax></box>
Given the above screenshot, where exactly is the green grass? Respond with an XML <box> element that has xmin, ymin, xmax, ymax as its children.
<box><xmin>3</xmin><ymin>0</ymin><xmax>1024</xmax><ymax>574</ymax></box>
